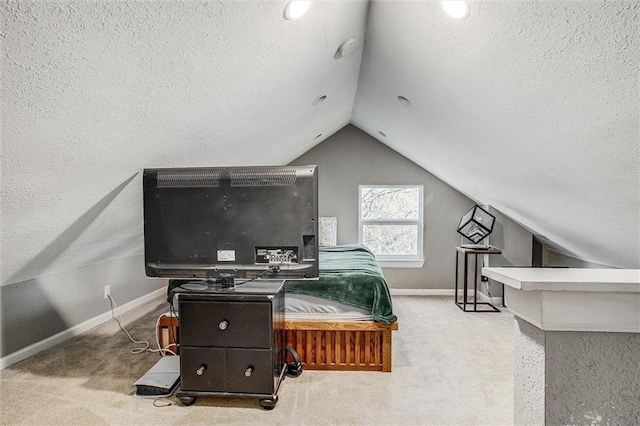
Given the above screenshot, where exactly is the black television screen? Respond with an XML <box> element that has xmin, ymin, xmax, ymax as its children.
<box><xmin>143</xmin><ymin>165</ymin><xmax>318</xmax><ymax>285</ymax></box>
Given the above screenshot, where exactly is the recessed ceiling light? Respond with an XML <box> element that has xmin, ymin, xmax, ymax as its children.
<box><xmin>441</xmin><ymin>1</ymin><xmax>470</xmax><ymax>19</ymax></box>
<box><xmin>397</xmin><ymin>95</ymin><xmax>412</xmax><ymax>106</ymax></box>
<box><xmin>284</xmin><ymin>1</ymin><xmax>312</xmax><ymax>20</ymax></box>
<box><xmin>378</xmin><ymin>131</ymin><xmax>387</xmax><ymax>138</ymax></box>
<box><xmin>313</xmin><ymin>95</ymin><xmax>327</xmax><ymax>106</ymax></box>
<box><xmin>336</xmin><ymin>37</ymin><xmax>360</xmax><ymax>58</ymax></box>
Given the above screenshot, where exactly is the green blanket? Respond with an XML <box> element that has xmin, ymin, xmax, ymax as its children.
<box><xmin>286</xmin><ymin>245</ymin><xmax>397</xmax><ymax>324</ymax></box>
<box><xmin>167</xmin><ymin>244</ymin><xmax>397</xmax><ymax>324</ymax></box>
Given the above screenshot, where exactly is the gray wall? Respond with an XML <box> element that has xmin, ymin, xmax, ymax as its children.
<box><xmin>487</xmin><ymin>208</ymin><xmax>534</xmax><ymax>297</ymax></box>
<box><xmin>1</xmin><ymin>255</ymin><xmax>165</xmax><ymax>358</ymax></box>
<box><xmin>488</xmin><ymin>207</ymin><xmax>533</xmax><ymax>268</ymax></box>
<box><xmin>290</xmin><ymin>124</ymin><xmax>475</xmax><ymax>289</ymax></box>
<box><xmin>543</xmin><ymin>247</ymin><xmax>614</xmax><ymax>269</ymax></box>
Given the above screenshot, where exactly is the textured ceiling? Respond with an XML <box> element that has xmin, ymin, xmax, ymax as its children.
<box><xmin>353</xmin><ymin>0</ymin><xmax>639</xmax><ymax>268</ymax></box>
<box><xmin>1</xmin><ymin>1</ymin><xmax>367</xmax><ymax>285</ymax></box>
<box><xmin>1</xmin><ymin>1</ymin><xmax>638</xmax><ymax>286</ymax></box>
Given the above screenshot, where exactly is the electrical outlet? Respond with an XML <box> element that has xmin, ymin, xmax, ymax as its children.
<box><xmin>104</xmin><ymin>285</ymin><xmax>111</xmax><ymax>299</ymax></box>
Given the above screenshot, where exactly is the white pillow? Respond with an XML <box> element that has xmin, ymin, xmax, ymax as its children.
<box><xmin>318</xmin><ymin>217</ymin><xmax>337</xmax><ymax>246</ymax></box>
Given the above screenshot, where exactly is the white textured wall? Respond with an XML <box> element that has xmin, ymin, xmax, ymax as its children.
<box><xmin>514</xmin><ymin>318</ymin><xmax>546</xmax><ymax>426</ymax></box>
<box><xmin>1</xmin><ymin>1</ymin><xmax>366</xmax><ymax>286</ymax></box>
<box><xmin>1</xmin><ymin>0</ymin><xmax>367</xmax><ymax>362</ymax></box>
<box><xmin>514</xmin><ymin>317</ymin><xmax>640</xmax><ymax>425</ymax></box>
<box><xmin>3</xmin><ymin>1</ymin><xmax>638</xmax><ymax>285</ymax></box>
<box><xmin>546</xmin><ymin>331</ymin><xmax>640</xmax><ymax>425</ymax></box>
<box><xmin>0</xmin><ymin>255</ymin><xmax>165</xmax><ymax>358</ymax></box>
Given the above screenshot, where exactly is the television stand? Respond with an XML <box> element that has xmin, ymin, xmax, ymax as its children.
<box><xmin>178</xmin><ymin>274</ymin><xmax>236</xmax><ymax>291</ymax></box>
<box><xmin>174</xmin><ymin>280</ymin><xmax>289</xmax><ymax>409</ymax></box>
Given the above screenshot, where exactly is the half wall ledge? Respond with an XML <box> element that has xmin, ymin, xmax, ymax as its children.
<box><xmin>482</xmin><ymin>267</ymin><xmax>640</xmax><ymax>333</ymax></box>
<box><xmin>482</xmin><ymin>267</ymin><xmax>640</xmax><ymax>426</ymax></box>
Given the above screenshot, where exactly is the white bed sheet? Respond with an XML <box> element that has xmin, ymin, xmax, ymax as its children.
<box><xmin>171</xmin><ymin>291</ymin><xmax>373</xmax><ymax>321</ymax></box>
<box><xmin>285</xmin><ymin>293</ymin><xmax>372</xmax><ymax>321</ymax></box>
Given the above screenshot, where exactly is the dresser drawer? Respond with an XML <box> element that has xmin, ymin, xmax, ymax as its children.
<box><xmin>181</xmin><ymin>347</ymin><xmax>276</xmax><ymax>394</ymax></box>
<box><xmin>179</xmin><ymin>300</ymin><xmax>272</xmax><ymax>348</ymax></box>
<box><xmin>180</xmin><ymin>347</ymin><xmax>226</xmax><ymax>392</ymax></box>
<box><xmin>226</xmin><ymin>348</ymin><xmax>275</xmax><ymax>394</ymax></box>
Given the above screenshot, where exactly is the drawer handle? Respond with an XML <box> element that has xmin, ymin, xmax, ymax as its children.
<box><xmin>196</xmin><ymin>364</ymin><xmax>207</xmax><ymax>376</ymax></box>
<box><xmin>244</xmin><ymin>366</ymin><xmax>254</xmax><ymax>378</ymax></box>
<box><xmin>218</xmin><ymin>320</ymin><xmax>229</xmax><ymax>330</ymax></box>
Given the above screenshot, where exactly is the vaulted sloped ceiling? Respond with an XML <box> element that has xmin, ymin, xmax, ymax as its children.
<box><xmin>1</xmin><ymin>1</ymin><xmax>368</xmax><ymax>285</ymax></box>
<box><xmin>2</xmin><ymin>1</ymin><xmax>638</xmax><ymax>286</ymax></box>
<box><xmin>353</xmin><ymin>1</ymin><xmax>639</xmax><ymax>268</ymax></box>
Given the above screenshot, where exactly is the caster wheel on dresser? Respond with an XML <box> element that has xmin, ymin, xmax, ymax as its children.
<box><xmin>260</xmin><ymin>396</ymin><xmax>278</xmax><ymax>410</ymax></box>
<box><xmin>178</xmin><ymin>396</ymin><xmax>197</xmax><ymax>406</ymax></box>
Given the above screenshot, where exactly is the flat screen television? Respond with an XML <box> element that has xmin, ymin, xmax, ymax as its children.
<box><xmin>143</xmin><ymin>165</ymin><xmax>318</xmax><ymax>287</ymax></box>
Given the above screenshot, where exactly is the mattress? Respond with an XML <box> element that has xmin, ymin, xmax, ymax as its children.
<box><xmin>170</xmin><ymin>292</ymin><xmax>372</xmax><ymax>321</ymax></box>
<box><xmin>285</xmin><ymin>245</ymin><xmax>397</xmax><ymax>324</ymax></box>
<box><xmin>284</xmin><ymin>293</ymin><xmax>373</xmax><ymax>321</ymax></box>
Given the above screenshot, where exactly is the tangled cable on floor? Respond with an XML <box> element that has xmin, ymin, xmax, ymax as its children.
<box><xmin>107</xmin><ymin>294</ymin><xmax>177</xmax><ymax>356</ymax></box>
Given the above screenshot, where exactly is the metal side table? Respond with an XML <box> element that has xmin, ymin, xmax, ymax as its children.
<box><xmin>455</xmin><ymin>246</ymin><xmax>503</xmax><ymax>312</ymax></box>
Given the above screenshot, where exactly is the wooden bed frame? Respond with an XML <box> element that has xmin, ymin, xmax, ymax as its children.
<box><xmin>157</xmin><ymin>315</ymin><xmax>398</xmax><ymax>372</ymax></box>
<box><xmin>285</xmin><ymin>320</ymin><xmax>398</xmax><ymax>372</ymax></box>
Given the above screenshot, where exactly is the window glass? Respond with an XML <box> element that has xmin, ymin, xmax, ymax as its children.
<box><xmin>362</xmin><ymin>224</ymin><xmax>418</xmax><ymax>256</ymax></box>
<box><xmin>359</xmin><ymin>185</ymin><xmax>423</xmax><ymax>261</ymax></box>
<box><xmin>360</xmin><ymin>187</ymin><xmax>420</xmax><ymax>220</ymax></box>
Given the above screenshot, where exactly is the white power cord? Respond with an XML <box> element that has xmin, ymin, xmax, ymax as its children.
<box><xmin>108</xmin><ymin>294</ymin><xmax>176</xmax><ymax>356</ymax></box>
<box><xmin>482</xmin><ymin>279</ymin><xmax>497</xmax><ymax>310</ymax></box>
<box><xmin>154</xmin><ymin>311</ymin><xmax>178</xmax><ymax>356</ymax></box>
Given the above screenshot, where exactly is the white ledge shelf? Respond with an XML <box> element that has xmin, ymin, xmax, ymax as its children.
<box><xmin>482</xmin><ymin>268</ymin><xmax>640</xmax><ymax>333</ymax></box>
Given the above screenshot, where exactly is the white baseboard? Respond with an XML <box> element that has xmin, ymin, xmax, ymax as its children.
<box><xmin>0</xmin><ymin>288</ymin><xmax>166</xmax><ymax>370</ymax></box>
<box><xmin>390</xmin><ymin>289</ymin><xmax>455</xmax><ymax>296</ymax></box>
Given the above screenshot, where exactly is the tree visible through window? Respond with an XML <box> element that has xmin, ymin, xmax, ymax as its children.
<box><xmin>359</xmin><ymin>185</ymin><xmax>423</xmax><ymax>261</ymax></box>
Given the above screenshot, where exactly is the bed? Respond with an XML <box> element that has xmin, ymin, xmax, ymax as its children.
<box><xmin>284</xmin><ymin>245</ymin><xmax>397</xmax><ymax>372</ymax></box>
<box><xmin>160</xmin><ymin>245</ymin><xmax>398</xmax><ymax>372</ymax></box>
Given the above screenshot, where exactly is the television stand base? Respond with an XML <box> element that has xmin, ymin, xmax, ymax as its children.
<box><xmin>179</xmin><ymin>273</ymin><xmax>237</xmax><ymax>291</ymax></box>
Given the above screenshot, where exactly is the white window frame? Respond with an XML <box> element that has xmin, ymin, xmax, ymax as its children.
<box><xmin>358</xmin><ymin>185</ymin><xmax>424</xmax><ymax>268</ymax></box>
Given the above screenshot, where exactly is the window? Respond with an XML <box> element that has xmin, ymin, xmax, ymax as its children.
<box><xmin>358</xmin><ymin>185</ymin><xmax>424</xmax><ymax>268</ymax></box>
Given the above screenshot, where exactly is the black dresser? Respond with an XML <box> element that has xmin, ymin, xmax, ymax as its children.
<box><xmin>174</xmin><ymin>280</ymin><xmax>286</xmax><ymax>409</ymax></box>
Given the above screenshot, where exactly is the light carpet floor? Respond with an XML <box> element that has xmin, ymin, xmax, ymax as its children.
<box><xmin>0</xmin><ymin>296</ymin><xmax>514</xmax><ymax>425</ymax></box>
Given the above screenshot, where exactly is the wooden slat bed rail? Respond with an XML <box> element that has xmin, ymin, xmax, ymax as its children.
<box><xmin>158</xmin><ymin>316</ymin><xmax>398</xmax><ymax>373</ymax></box>
<box><xmin>284</xmin><ymin>320</ymin><xmax>398</xmax><ymax>372</ymax></box>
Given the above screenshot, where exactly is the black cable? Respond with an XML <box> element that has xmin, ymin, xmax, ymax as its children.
<box><xmin>176</xmin><ymin>261</ymin><xmax>285</xmax><ymax>294</ymax></box>
<box><xmin>236</xmin><ymin>261</ymin><xmax>285</xmax><ymax>285</ymax></box>
<box><xmin>285</xmin><ymin>346</ymin><xmax>303</xmax><ymax>377</ymax></box>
